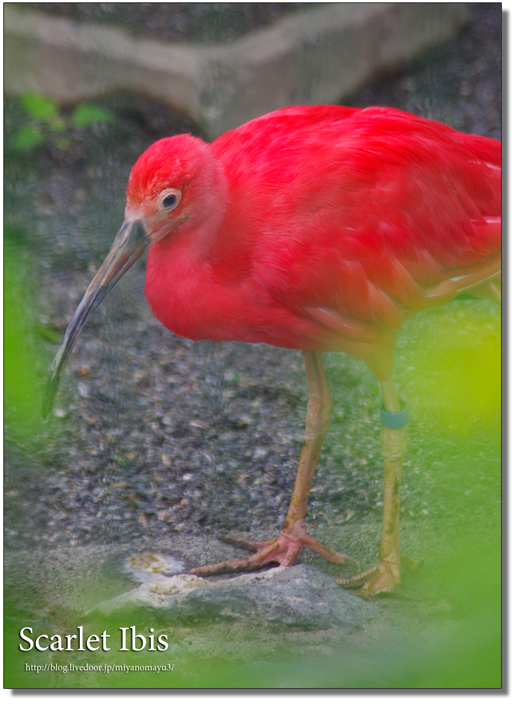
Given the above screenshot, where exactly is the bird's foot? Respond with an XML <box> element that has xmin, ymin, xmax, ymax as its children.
<box><xmin>336</xmin><ymin>554</ymin><xmax>418</xmax><ymax>598</ymax></box>
<box><xmin>189</xmin><ymin>521</ymin><xmax>360</xmax><ymax>577</ymax></box>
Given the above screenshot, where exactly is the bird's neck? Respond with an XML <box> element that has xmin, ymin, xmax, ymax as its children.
<box><xmin>144</xmin><ymin>184</ymin><xmax>231</xmax><ymax>340</ymax></box>
<box><xmin>144</xmin><ymin>231</ymin><xmax>209</xmax><ymax>334</ymax></box>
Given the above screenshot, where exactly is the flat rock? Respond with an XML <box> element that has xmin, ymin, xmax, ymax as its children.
<box><xmin>92</xmin><ymin>564</ymin><xmax>378</xmax><ymax>630</ymax></box>
<box><xmin>4</xmin><ymin>3</ymin><xmax>468</xmax><ymax>138</ymax></box>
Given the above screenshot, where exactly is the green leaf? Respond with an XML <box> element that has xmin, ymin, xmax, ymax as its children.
<box><xmin>35</xmin><ymin>325</ymin><xmax>63</xmax><ymax>343</ymax></box>
<box><xmin>20</xmin><ymin>92</ymin><xmax>59</xmax><ymax>122</ymax></box>
<box><xmin>12</xmin><ymin>125</ymin><xmax>44</xmax><ymax>151</ymax></box>
<box><xmin>71</xmin><ymin>103</ymin><xmax>114</xmax><ymax>129</ymax></box>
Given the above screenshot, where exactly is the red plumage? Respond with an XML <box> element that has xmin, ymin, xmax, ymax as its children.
<box><xmin>135</xmin><ymin>105</ymin><xmax>500</xmax><ymax>379</ymax></box>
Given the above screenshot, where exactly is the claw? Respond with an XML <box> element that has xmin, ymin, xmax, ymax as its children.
<box><xmin>336</xmin><ymin>554</ymin><xmax>419</xmax><ymax>597</ymax></box>
<box><xmin>336</xmin><ymin>564</ymin><xmax>381</xmax><ymax>590</ymax></box>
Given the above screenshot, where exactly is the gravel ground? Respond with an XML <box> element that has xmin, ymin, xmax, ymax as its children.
<box><xmin>5</xmin><ymin>4</ymin><xmax>501</xmax><ymax>569</ymax></box>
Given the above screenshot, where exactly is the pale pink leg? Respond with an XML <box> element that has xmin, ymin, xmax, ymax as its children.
<box><xmin>190</xmin><ymin>351</ymin><xmax>358</xmax><ymax>577</ymax></box>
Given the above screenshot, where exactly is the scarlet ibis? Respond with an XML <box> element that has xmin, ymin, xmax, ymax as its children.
<box><xmin>43</xmin><ymin>105</ymin><xmax>501</xmax><ymax>597</ymax></box>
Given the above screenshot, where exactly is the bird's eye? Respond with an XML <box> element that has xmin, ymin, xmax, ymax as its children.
<box><xmin>158</xmin><ymin>188</ymin><xmax>182</xmax><ymax>212</ymax></box>
<box><xmin>163</xmin><ymin>194</ymin><xmax>177</xmax><ymax>208</ymax></box>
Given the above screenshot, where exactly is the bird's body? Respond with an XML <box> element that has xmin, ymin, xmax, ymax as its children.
<box><xmin>44</xmin><ymin>105</ymin><xmax>501</xmax><ymax>596</ymax></box>
<box><xmin>139</xmin><ymin>106</ymin><xmax>500</xmax><ymax>377</ymax></box>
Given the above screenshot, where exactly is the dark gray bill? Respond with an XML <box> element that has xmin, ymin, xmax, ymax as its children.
<box><xmin>42</xmin><ymin>220</ymin><xmax>148</xmax><ymax>419</ymax></box>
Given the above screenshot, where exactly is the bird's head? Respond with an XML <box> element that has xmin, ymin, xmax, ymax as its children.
<box><xmin>125</xmin><ymin>134</ymin><xmax>228</xmax><ymax>245</ymax></box>
<box><xmin>42</xmin><ymin>134</ymin><xmax>226</xmax><ymax>418</ymax></box>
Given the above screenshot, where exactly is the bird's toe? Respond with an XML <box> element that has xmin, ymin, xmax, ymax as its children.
<box><xmin>336</xmin><ymin>555</ymin><xmax>419</xmax><ymax>597</ymax></box>
<box><xmin>189</xmin><ymin>526</ymin><xmax>358</xmax><ymax>577</ymax></box>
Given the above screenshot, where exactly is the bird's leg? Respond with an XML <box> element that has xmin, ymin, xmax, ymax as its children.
<box><xmin>190</xmin><ymin>351</ymin><xmax>356</xmax><ymax>577</ymax></box>
<box><xmin>276</xmin><ymin>351</ymin><xmax>349</xmax><ymax>562</ymax></box>
<box><xmin>337</xmin><ymin>377</ymin><xmax>416</xmax><ymax>596</ymax></box>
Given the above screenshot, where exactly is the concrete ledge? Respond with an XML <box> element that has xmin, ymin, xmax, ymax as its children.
<box><xmin>5</xmin><ymin>3</ymin><xmax>468</xmax><ymax>138</ymax></box>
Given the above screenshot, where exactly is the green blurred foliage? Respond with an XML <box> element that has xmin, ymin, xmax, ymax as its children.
<box><xmin>4</xmin><ymin>226</ymin><xmax>46</xmax><ymax>432</ymax></box>
<box><xmin>21</xmin><ymin>91</ymin><xmax>59</xmax><ymax>122</ymax></box>
<box><xmin>71</xmin><ymin>103</ymin><xmax>114</xmax><ymax>130</ymax></box>
<box><xmin>400</xmin><ymin>303</ymin><xmax>500</xmax><ymax>435</ymax></box>
<box><xmin>35</xmin><ymin>324</ymin><xmax>63</xmax><ymax>343</ymax></box>
<box><xmin>12</xmin><ymin>92</ymin><xmax>114</xmax><ymax>152</ymax></box>
<box><xmin>12</xmin><ymin>124</ymin><xmax>44</xmax><ymax>150</ymax></box>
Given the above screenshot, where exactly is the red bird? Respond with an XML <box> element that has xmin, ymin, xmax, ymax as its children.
<box><xmin>43</xmin><ymin>106</ymin><xmax>501</xmax><ymax>597</ymax></box>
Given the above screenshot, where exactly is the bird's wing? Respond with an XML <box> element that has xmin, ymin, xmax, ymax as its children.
<box><xmin>243</xmin><ymin>108</ymin><xmax>501</xmax><ymax>325</ymax></box>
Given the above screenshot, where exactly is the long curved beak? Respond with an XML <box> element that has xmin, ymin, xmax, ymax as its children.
<box><xmin>42</xmin><ymin>219</ymin><xmax>148</xmax><ymax>419</ymax></box>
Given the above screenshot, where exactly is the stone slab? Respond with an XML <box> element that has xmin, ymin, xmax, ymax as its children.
<box><xmin>4</xmin><ymin>3</ymin><xmax>468</xmax><ymax>138</ymax></box>
<box><xmin>93</xmin><ymin>564</ymin><xmax>378</xmax><ymax>629</ymax></box>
